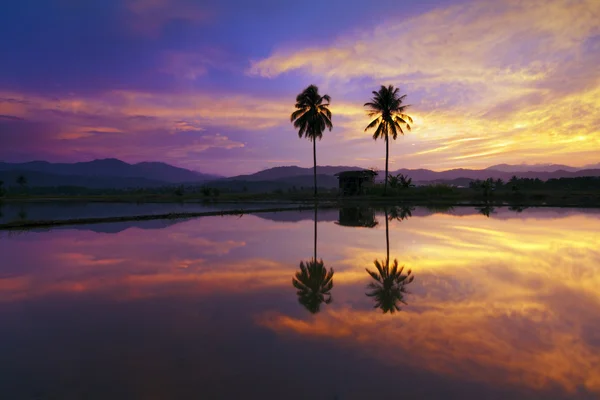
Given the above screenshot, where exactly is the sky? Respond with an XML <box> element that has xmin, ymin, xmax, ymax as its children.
<box><xmin>0</xmin><ymin>0</ymin><xmax>599</xmax><ymax>176</ymax></box>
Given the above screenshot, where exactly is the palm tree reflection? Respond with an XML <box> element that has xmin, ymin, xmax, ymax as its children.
<box><xmin>477</xmin><ymin>204</ymin><xmax>495</xmax><ymax>217</ymax></box>
<box><xmin>293</xmin><ymin>259</ymin><xmax>334</xmax><ymax>314</ymax></box>
<box><xmin>366</xmin><ymin>259</ymin><xmax>414</xmax><ymax>313</ymax></box>
<box><xmin>366</xmin><ymin>207</ymin><xmax>415</xmax><ymax>313</ymax></box>
<box><xmin>387</xmin><ymin>205</ymin><xmax>414</xmax><ymax>222</ymax></box>
<box><xmin>293</xmin><ymin>205</ymin><xmax>334</xmax><ymax>314</ymax></box>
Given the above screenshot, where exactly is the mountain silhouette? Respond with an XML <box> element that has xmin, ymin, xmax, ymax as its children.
<box><xmin>0</xmin><ymin>159</ymin><xmax>220</xmax><ymax>183</ymax></box>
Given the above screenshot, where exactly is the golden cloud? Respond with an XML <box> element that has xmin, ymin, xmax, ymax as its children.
<box><xmin>248</xmin><ymin>0</ymin><xmax>600</xmax><ymax>168</ymax></box>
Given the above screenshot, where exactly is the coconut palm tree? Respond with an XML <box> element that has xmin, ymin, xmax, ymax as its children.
<box><xmin>366</xmin><ymin>259</ymin><xmax>414</xmax><ymax>313</ymax></box>
<box><xmin>290</xmin><ymin>85</ymin><xmax>333</xmax><ymax>198</ymax></box>
<box><xmin>292</xmin><ymin>206</ymin><xmax>334</xmax><ymax>313</ymax></box>
<box><xmin>364</xmin><ymin>85</ymin><xmax>413</xmax><ymax>195</ymax></box>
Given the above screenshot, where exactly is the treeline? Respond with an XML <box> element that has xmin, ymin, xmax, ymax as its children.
<box><xmin>468</xmin><ymin>176</ymin><xmax>600</xmax><ymax>193</ymax></box>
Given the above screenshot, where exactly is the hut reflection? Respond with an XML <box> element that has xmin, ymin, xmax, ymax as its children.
<box><xmin>336</xmin><ymin>207</ymin><xmax>378</xmax><ymax>228</ymax></box>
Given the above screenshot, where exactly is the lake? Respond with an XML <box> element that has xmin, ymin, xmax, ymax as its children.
<box><xmin>1</xmin><ymin>207</ymin><xmax>599</xmax><ymax>399</ymax></box>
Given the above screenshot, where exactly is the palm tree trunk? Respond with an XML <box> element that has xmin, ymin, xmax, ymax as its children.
<box><xmin>314</xmin><ymin>205</ymin><xmax>318</xmax><ymax>261</ymax></box>
<box><xmin>385</xmin><ymin>208</ymin><xmax>389</xmax><ymax>265</ymax></box>
<box><xmin>313</xmin><ymin>138</ymin><xmax>317</xmax><ymax>198</ymax></box>
<box><xmin>385</xmin><ymin>136</ymin><xmax>389</xmax><ymax>195</ymax></box>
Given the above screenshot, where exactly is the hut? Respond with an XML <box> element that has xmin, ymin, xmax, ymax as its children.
<box><xmin>335</xmin><ymin>170</ymin><xmax>377</xmax><ymax>195</ymax></box>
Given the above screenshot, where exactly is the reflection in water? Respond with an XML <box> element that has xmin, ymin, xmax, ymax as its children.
<box><xmin>509</xmin><ymin>204</ymin><xmax>528</xmax><ymax>213</ymax></box>
<box><xmin>387</xmin><ymin>205</ymin><xmax>414</xmax><ymax>222</ymax></box>
<box><xmin>425</xmin><ymin>204</ymin><xmax>455</xmax><ymax>213</ymax></box>
<box><xmin>477</xmin><ymin>203</ymin><xmax>495</xmax><ymax>217</ymax></box>
<box><xmin>366</xmin><ymin>207</ymin><xmax>415</xmax><ymax>313</ymax></box>
<box><xmin>293</xmin><ymin>259</ymin><xmax>334</xmax><ymax>314</ymax></box>
<box><xmin>17</xmin><ymin>207</ymin><xmax>28</xmax><ymax>221</ymax></box>
<box><xmin>366</xmin><ymin>259</ymin><xmax>414</xmax><ymax>313</ymax></box>
<box><xmin>1</xmin><ymin>208</ymin><xmax>600</xmax><ymax>398</ymax></box>
<box><xmin>293</xmin><ymin>205</ymin><xmax>334</xmax><ymax>313</ymax></box>
<box><xmin>337</xmin><ymin>207</ymin><xmax>378</xmax><ymax>227</ymax></box>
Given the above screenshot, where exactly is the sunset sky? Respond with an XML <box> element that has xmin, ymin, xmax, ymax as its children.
<box><xmin>1</xmin><ymin>0</ymin><xmax>599</xmax><ymax>176</ymax></box>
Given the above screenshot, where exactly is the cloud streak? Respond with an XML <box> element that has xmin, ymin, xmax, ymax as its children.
<box><xmin>249</xmin><ymin>0</ymin><xmax>600</xmax><ymax>169</ymax></box>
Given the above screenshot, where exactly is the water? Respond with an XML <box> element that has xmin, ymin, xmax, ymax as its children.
<box><xmin>1</xmin><ymin>207</ymin><xmax>599</xmax><ymax>399</ymax></box>
<box><xmin>0</xmin><ymin>201</ymin><xmax>293</xmax><ymax>225</ymax></box>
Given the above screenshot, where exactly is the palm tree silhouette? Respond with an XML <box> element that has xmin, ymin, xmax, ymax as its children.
<box><xmin>290</xmin><ymin>85</ymin><xmax>333</xmax><ymax>198</ymax></box>
<box><xmin>364</xmin><ymin>85</ymin><xmax>413</xmax><ymax>195</ymax></box>
<box><xmin>366</xmin><ymin>259</ymin><xmax>414</xmax><ymax>313</ymax></box>
<box><xmin>292</xmin><ymin>206</ymin><xmax>334</xmax><ymax>314</ymax></box>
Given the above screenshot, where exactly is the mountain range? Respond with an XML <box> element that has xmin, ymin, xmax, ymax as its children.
<box><xmin>0</xmin><ymin>159</ymin><xmax>221</xmax><ymax>189</ymax></box>
<box><xmin>0</xmin><ymin>159</ymin><xmax>598</xmax><ymax>190</ymax></box>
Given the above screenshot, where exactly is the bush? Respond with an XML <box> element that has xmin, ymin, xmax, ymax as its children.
<box><xmin>419</xmin><ymin>184</ymin><xmax>456</xmax><ymax>197</ymax></box>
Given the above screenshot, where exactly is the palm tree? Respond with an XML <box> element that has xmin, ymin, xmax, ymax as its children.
<box><xmin>364</xmin><ymin>85</ymin><xmax>413</xmax><ymax>194</ymax></box>
<box><xmin>366</xmin><ymin>259</ymin><xmax>414</xmax><ymax>313</ymax></box>
<box><xmin>292</xmin><ymin>206</ymin><xmax>334</xmax><ymax>313</ymax></box>
<box><xmin>290</xmin><ymin>85</ymin><xmax>333</xmax><ymax>197</ymax></box>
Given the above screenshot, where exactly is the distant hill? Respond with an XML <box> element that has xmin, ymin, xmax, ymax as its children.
<box><xmin>486</xmin><ymin>163</ymin><xmax>579</xmax><ymax>173</ymax></box>
<box><xmin>0</xmin><ymin>169</ymin><xmax>169</xmax><ymax>189</ymax></box>
<box><xmin>390</xmin><ymin>168</ymin><xmax>600</xmax><ymax>184</ymax></box>
<box><xmin>228</xmin><ymin>165</ymin><xmax>366</xmax><ymax>182</ymax></box>
<box><xmin>1</xmin><ymin>158</ymin><xmax>598</xmax><ymax>190</ymax></box>
<box><xmin>205</xmin><ymin>174</ymin><xmax>339</xmax><ymax>193</ymax></box>
<box><xmin>0</xmin><ymin>158</ymin><xmax>220</xmax><ymax>184</ymax></box>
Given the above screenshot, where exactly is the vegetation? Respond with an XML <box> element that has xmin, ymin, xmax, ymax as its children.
<box><xmin>388</xmin><ymin>173</ymin><xmax>414</xmax><ymax>189</ymax></box>
<box><xmin>0</xmin><ymin>180</ymin><xmax>5</xmax><ymax>198</ymax></box>
<box><xmin>290</xmin><ymin>85</ymin><xmax>333</xmax><ymax>198</ymax></box>
<box><xmin>364</xmin><ymin>85</ymin><xmax>413</xmax><ymax>195</ymax></box>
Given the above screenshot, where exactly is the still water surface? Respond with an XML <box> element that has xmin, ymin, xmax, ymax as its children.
<box><xmin>0</xmin><ymin>201</ymin><xmax>290</xmax><ymax>224</ymax></box>
<box><xmin>1</xmin><ymin>207</ymin><xmax>599</xmax><ymax>399</ymax></box>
